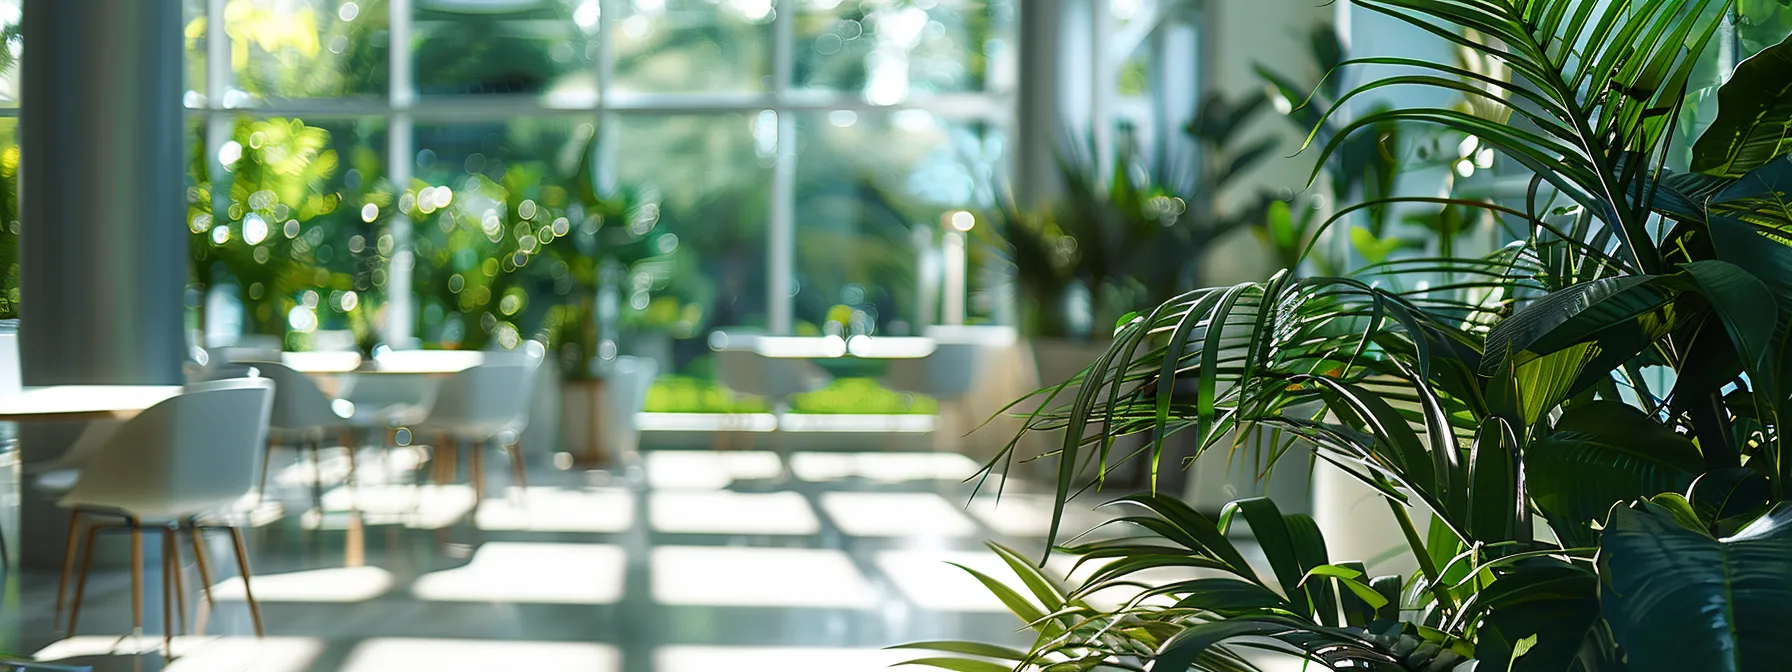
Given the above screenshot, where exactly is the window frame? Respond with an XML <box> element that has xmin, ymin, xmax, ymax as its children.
<box><xmin>174</xmin><ymin>0</ymin><xmax>1015</xmax><ymax>345</ymax></box>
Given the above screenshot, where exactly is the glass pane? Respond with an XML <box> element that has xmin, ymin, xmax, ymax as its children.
<box><xmin>227</xmin><ymin>0</ymin><xmax>390</xmax><ymax>101</ymax></box>
<box><xmin>611</xmin><ymin>0</ymin><xmax>772</xmax><ymax>94</ymax></box>
<box><xmin>412</xmin><ymin>0</ymin><xmax>595</xmax><ymax>101</ymax></box>
<box><xmin>794</xmin><ymin>0</ymin><xmax>1016</xmax><ymax>101</ymax></box>
<box><xmin>793</xmin><ymin>110</ymin><xmax>1000</xmax><ymax>335</ymax></box>
<box><xmin>612</xmin><ymin>113</ymin><xmax>769</xmax><ymax>384</ymax></box>
<box><xmin>0</xmin><ymin>0</ymin><xmax>19</xmax><ymax>107</ymax></box>
<box><xmin>0</xmin><ymin>118</ymin><xmax>16</xmax><ymax>319</ymax></box>
<box><xmin>185</xmin><ymin>0</ymin><xmax>207</xmax><ymax>103</ymax></box>
<box><xmin>193</xmin><ymin>116</ymin><xmax>389</xmax><ymax>350</ymax></box>
<box><xmin>409</xmin><ymin>118</ymin><xmax>591</xmax><ymax>350</ymax></box>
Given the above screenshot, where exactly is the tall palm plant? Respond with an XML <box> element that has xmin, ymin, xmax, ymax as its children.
<box><xmin>911</xmin><ymin>1</ymin><xmax>1792</xmax><ymax>671</ymax></box>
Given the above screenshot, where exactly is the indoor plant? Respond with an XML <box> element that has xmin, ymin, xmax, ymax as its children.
<box><xmin>910</xmin><ymin>2</ymin><xmax>1792</xmax><ymax>670</ymax></box>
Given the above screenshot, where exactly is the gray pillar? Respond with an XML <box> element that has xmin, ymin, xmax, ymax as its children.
<box><xmin>1015</xmin><ymin>0</ymin><xmax>1065</xmax><ymax>209</ymax></box>
<box><xmin>20</xmin><ymin>0</ymin><xmax>187</xmax><ymax>386</ymax></box>
<box><xmin>13</xmin><ymin>0</ymin><xmax>187</xmax><ymax>570</ymax></box>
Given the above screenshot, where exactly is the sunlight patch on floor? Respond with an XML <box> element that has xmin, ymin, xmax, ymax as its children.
<box><xmin>338</xmin><ymin>638</ymin><xmax>619</xmax><ymax>672</ymax></box>
<box><xmin>789</xmin><ymin>451</ymin><xmax>981</xmax><ymax>482</ymax></box>
<box><xmin>818</xmin><ymin>491</ymin><xmax>978</xmax><ymax>537</ymax></box>
<box><xmin>211</xmin><ymin>566</ymin><xmax>395</xmax><ymax>603</ymax></box>
<box><xmin>645</xmin><ymin>450</ymin><xmax>783</xmax><ymax>489</ymax></box>
<box><xmin>649</xmin><ymin>490</ymin><xmax>820</xmax><ymax>535</ymax></box>
<box><xmin>655</xmin><ymin>645</ymin><xmax>909</xmax><ymax>672</ymax></box>
<box><xmin>651</xmin><ymin>546</ymin><xmax>877</xmax><ymax>608</ymax></box>
<box><xmin>412</xmin><ymin>542</ymin><xmax>627</xmax><ymax>604</ymax></box>
<box><xmin>476</xmin><ymin>487</ymin><xmax>634</xmax><ymax>532</ymax></box>
<box><xmin>33</xmin><ymin>635</ymin><xmax>322</xmax><ymax>672</ymax></box>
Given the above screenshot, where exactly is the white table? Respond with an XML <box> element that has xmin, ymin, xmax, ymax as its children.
<box><xmin>718</xmin><ymin>335</ymin><xmax>938</xmax><ymax>359</ymax></box>
<box><xmin>0</xmin><ymin>385</ymin><xmax>183</xmax><ymax>422</ymax></box>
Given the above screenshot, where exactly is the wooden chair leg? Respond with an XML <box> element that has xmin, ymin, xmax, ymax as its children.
<box><xmin>443</xmin><ymin>437</ymin><xmax>458</xmax><ymax>484</ymax></box>
<box><xmin>431</xmin><ymin>433</ymin><xmax>450</xmax><ymax>486</ymax></box>
<box><xmin>166</xmin><ymin>525</ymin><xmax>187</xmax><ymax>636</ymax></box>
<box><xmin>507</xmin><ymin>440</ymin><xmax>529</xmax><ymax>495</ymax></box>
<box><xmin>307</xmin><ymin>439</ymin><xmax>325</xmax><ymax>516</ymax></box>
<box><xmin>161</xmin><ymin>529</ymin><xmax>174</xmax><ymax>654</ymax></box>
<box><xmin>227</xmin><ymin>526</ymin><xmax>264</xmax><ymax>637</ymax></box>
<box><xmin>186</xmin><ymin>524</ymin><xmax>216</xmax><ymax>636</ymax></box>
<box><xmin>470</xmin><ymin>438</ymin><xmax>487</xmax><ymax>505</ymax></box>
<box><xmin>53</xmin><ymin>511</ymin><xmax>83</xmax><ymax>630</ymax></box>
<box><xmin>341</xmin><ymin>428</ymin><xmax>364</xmax><ymax>568</ymax></box>
<box><xmin>66</xmin><ymin>523</ymin><xmax>104</xmax><ymax>635</ymax></box>
<box><xmin>130</xmin><ymin>525</ymin><xmax>144</xmax><ymax>638</ymax></box>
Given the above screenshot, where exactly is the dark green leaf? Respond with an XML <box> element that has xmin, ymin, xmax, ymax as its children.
<box><xmin>895</xmin><ymin>657</ymin><xmax>1016</xmax><ymax>672</ymax></box>
<box><xmin>1466</xmin><ymin>418</ymin><xmax>1520</xmax><ymax>543</ymax></box>
<box><xmin>888</xmin><ymin>642</ymin><xmax>1028</xmax><ymax>662</ymax></box>
<box><xmin>1691</xmin><ymin>32</ymin><xmax>1792</xmax><ymax>178</ymax></box>
<box><xmin>1598</xmin><ymin>502</ymin><xmax>1792</xmax><ymax>672</ymax></box>
<box><xmin>1526</xmin><ymin>401</ymin><xmax>1701</xmax><ymax>547</ymax></box>
<box><xmin>1687</xmin><ymin>467</ymin><xmax>1773</xmax><ymax>535</ymax></box>
<box><xmin>1480</xmin><ymin>275</ymin><xmax>1681</xmax><ymax>376</ymax></box>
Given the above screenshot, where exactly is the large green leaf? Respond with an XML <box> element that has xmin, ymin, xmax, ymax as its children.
<box><xmin>1527</xmin><ymin>402</ymin><xmax>1702</xmax><ymax>547</ymax></box>
<box><xmin>1691</xmin><ymin>32</ymin><xmax>1792</xmax><ymax>178</ymax></box>
<box><xmin>1681</xmin><ymin>260</ymin><xmax>1780</xmax><ymax>377</ymax></box>
<box><xmin>1687</xmin><ymin>467</ymin><xmax>1774</xmax><ymax>536</ymax></box>
<box><xmin>1480</xmin><ymin>275</ymin><xmax>1682</xmax><ymax>376</ymax></box>
<box><xmin>1598</xmin><ymin>502</ymin><xmax>1792</xmax><ymax>672</ymax></box>
<box><xmin>1470</xmin><ymin>562</ymin><xmax>1610</xmax><ymax>672</ymax></box>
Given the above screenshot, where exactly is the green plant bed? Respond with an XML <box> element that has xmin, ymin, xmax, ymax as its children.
<box><xmin>642</xmin><ymin>375</ymin><xmax>769</xmax><ymax>414</ymax></box>
<box><xmin>789</xmin><ymin>378</ymin><xmax>938</xmax><ymax>415</ymax></box>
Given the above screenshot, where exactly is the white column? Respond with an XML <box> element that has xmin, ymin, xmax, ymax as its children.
<box><xmin>385</xmin><ymin>0</ymin><xmax>417</xmax><ymax>347</ymax></box>
<box><xmin>767</xmin><ymin>0</ymin><xmax>797</xmax><ymax>334</ymax></box>
<box><xmin>942</xmin><ymin>232</ymin><xmax>967</xmax><ymax>325</ymax></box>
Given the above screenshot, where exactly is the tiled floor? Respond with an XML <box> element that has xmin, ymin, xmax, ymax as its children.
<box><xmin>0</xmin><ymin>447</ymin><xmax>1133</xmax><ymax>671</ymax></box>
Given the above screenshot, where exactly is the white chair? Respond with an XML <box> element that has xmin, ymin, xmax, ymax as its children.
<box><xmin>885</xmin><ymin>342</ymin><xmax>988</xmax><ymax>400</ymax></box>
<box><xmin>413</xmin><ymin>363</ymin><xmax>537</xmax><ymax>503</ymax></box>
<box><xmin>713</xmin><ymin>336</ymin><xmax>830</xmax><ymax>412</ymax></box>
<box><xmin>53</xmin><ymin>377</ymin><xmax>276</xmax><ymax>647</ymax></box>
<box><xmin>884</xmin><ymin>326</ymin><xmax>1008</xmax><ymax>451</ymax></box>
<box><xmin>601</xmin><ymin>356</ymin><xmax>659</xmax><ymax>464</ymax></box>
<box><xmin>238</xmin><ymin>361</ymin><xmax>359</xmax><ymax>504</ymax></box>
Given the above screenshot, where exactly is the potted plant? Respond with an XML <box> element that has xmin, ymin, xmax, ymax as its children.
<box><xmin>909</xmin><ymin>3</ymin><xmax>1792</xmax><ymax>671</ymax></box>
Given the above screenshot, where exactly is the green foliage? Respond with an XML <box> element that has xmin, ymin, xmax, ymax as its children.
<box><xmin>642</xmin><ymin>375</ymin><xmax>768</xmax><ymax>414</ymax></box>
<box><xmin>188</xmin><ymin>117</ymin><xmax>377</xmax><ymax>344</ymax></box>
<box><xmin>914</xmin><ymin>1</ymin><xmax>1792</xmax><ymax>671</ymax></box>
<box><xmin>1690</xmin><ymin>33</ymin><xmax>1792</xmax><ymax>178</ymax></box>
<box><xmin>788</xmin><ymin>377</ymin><xmax>938</xmax><ymax>415</ymax></box>
<box><xmin>1598</xmin><ymin>501</ymin><xmax>1792</xmax><ymax>672</ymax></box>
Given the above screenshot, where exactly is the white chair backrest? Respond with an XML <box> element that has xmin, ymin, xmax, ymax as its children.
<box><xmin>63</xmin><ymin>377</ymin><xmax>276</xmax><ymax>518</ymax></box>
<box><xmin>715</xmin><ymin>348</ymin><xmax>830</xmax><ymax>400</ymax></box>
<box><xmin>886</xmin><ymin>341</ymin><xmax>987</xmax><ymax>400</ymax></box>
<box><xmin>421</xmin><ymin>364</ymin><xmax>535</xmax><ymax>437</ymax></box>
<box><xmin>602</xmin><ymin>356</ymin><xmax>659</xmax><ymax>458</ymax></box>
<box><xmin>240</xmin><ymin>360</ymin><xmax>345</xmax><ymax>430</ymax></box>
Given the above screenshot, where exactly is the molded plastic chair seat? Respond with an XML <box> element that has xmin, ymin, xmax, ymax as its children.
<box><xmin>58</xmin><ymin>378</ymin><xmax>276</xmax><ymax>521</ymax></box>
<box><xmin>713</xmin><ymin>334</ymin><xmax>831</xmax><ymax>408</ymax></box>
<box><xmin>411</xmin><ymin>359</ymin><xmax>541</xmax><ymax>502</ymax></box>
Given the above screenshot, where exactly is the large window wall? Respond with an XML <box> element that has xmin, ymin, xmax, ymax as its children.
<box><xmin>8</xmin><ymin>0</ymin><xmax>1013</xmax><ymax>379</ymax></box>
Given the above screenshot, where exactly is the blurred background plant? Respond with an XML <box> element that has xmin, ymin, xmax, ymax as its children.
<box><xmin>186</xmin><ymin>116</ymin><xmax>385</xmax><ymax>350</ymax></box>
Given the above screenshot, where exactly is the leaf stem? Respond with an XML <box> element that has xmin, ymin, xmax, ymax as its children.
<box><xmin>1387</xmin><ymin>498</ymin><xmax>1457</xmax><ymax>614</ymax></box>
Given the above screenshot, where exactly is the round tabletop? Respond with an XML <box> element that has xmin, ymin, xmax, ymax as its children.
<box><xmin>0</xmin><ymin>385</ymin><xmax>185</xmax><ymax>422</ymax></box>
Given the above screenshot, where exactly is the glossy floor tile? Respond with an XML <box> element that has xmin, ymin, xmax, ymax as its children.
<box><xmin>0</xmin><ymin>448</ymin><xmax>1143</xmax><ymax>671</ymax></box>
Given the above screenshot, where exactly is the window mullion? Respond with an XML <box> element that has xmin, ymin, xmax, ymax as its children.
<box><xmin>768</xmin><ymin>0</ymin><xmax>796</xmax><ymax>335</ymax></box>
<box><xmin>386</xmin><ymin>0</ymin><xmax>416</xmax><ymax>347</ymax></box>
